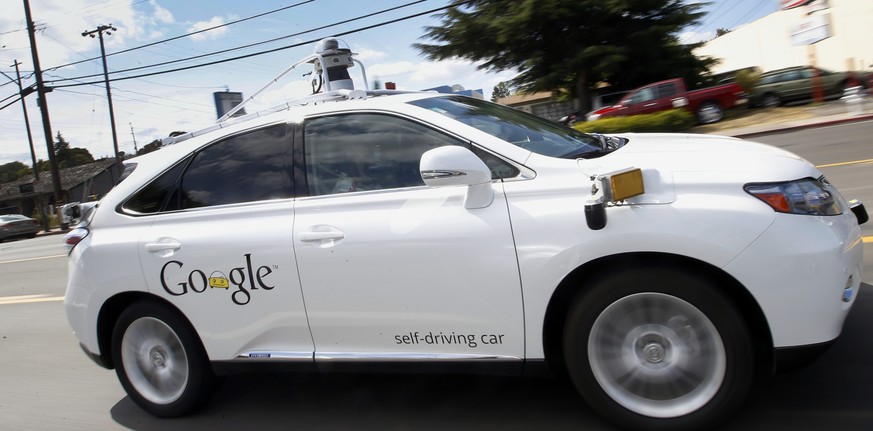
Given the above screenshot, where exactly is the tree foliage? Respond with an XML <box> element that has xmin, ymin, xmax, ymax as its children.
<box><xmin>0</xmin><ymin>161</ymin><xmax>30</xmax><ymax>183</ymax></box>
<box><xmin>491</xmin><ymin>81</ymin><xmax>513</xmax><ymax>102</ymax></box>
<box><xmin>53</xmin><ymin>132</ymin><xmax>94</xmax><ymax>168</ymax></box>
<box><xmin>137</xmin><ymin>139</ymin><xmax>163</xmax><ymax>156</ymax></box>
<box><xmin>415</xmin><ymin>0</ymin><xmax>716</xmax><ymax>111</ymax></box>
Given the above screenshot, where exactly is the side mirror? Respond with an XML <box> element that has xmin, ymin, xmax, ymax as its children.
<box><xmin>420</xmin><ymin>146</ymin><xmax>494</xmax><ymax>209</ymax></box>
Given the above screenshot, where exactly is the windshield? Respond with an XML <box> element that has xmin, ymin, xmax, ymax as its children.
<box><xmin>408</xmin><ymin>96</ymin><xmax>605</xmax><ymax>159</ymax></box>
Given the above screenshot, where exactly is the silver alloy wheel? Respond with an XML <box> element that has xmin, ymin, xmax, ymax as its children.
<box><xmin>762</xmin><ymin>94</ymin><xmax>780</xmax><ymax>108</ymax></box>
<box><xmin>697</xmin><ymin>103</ymin><xmax>723</xmax><ymax>124</ymax></box>
<box><xmin>587</xmin><ymin>293</ymin><xmax>726</xmax><ymax>418</ymax></box>
<box><xmin>120</xmin><ymin>316</ymin><xmax>189</xmax><ymax>405</ymax></box>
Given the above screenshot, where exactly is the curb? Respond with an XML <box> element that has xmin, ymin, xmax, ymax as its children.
<box><xmin>729</xmin><ymin>113</ymin><xmax>873</xmax><ymax>139</ymax></box>
<box><xmin>37</xmin><ymin>229</ymin><xmax>71</xmax><ymax>237</ymax></box>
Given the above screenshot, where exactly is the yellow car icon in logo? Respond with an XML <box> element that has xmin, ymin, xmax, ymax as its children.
<box><xmin>209</xmin><ymin>272</ymin><xmax>229</xmax><ymax>289</ymax></box>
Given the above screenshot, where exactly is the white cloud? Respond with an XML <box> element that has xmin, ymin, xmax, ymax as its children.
<box><xmin>149</xmin><ymin>0</ymin><xmax>174</xmax><ymax>24</ymax></box>
<box><xmin>188</xmin><ymin>17</ymin><xmax>227</xmax><ymax>41</ymax></box>
<box><xmin>354</xmin><ymin>47</ymin><xmax>388</xmax><ymax>62</ymax></box>
<box><xmin>365</xmin><ymin>57</ymin><xmax>516</xmax><ymax>99</ymax></box>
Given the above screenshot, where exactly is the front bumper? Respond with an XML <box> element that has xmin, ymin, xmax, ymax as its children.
<box><xmin>725</xmin><ymin>210</ymin><xmax>863</xmax><ymax>349</ymax></box>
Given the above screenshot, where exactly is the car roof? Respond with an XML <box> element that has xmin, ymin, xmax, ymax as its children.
<box><xmin>162</xmin><ymin>90</ymin><xmax>442</xmax><ymax>147</ymax></box>
<box><xmin>760</xmin><ymin>66</ymin><xmax>808</xmax><ymax>76</ymax></box>
<box><xmin>114</xmin><ymin>91</ymin><xmax>459</xmax><ymax>188</ymax></box>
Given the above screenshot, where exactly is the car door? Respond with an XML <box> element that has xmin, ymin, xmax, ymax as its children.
<box><xmin>622</xmin><ymin>83</ymin><xmax>669</xmax><ymax>116</ymax></box>
<box><xmin>293</xmin><ymin>113</ymin><xmax>525</xmax><ymax>361</ymax></box>
<box><xmin>135</xmin><ymin>123</ymin><xmax>313</xmax><ymax>361</ymax></box>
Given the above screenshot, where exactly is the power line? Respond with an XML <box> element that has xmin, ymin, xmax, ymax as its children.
<box><xmin>44</xmin><ymin>72</ymin><xmax>214</xmax><ymax>110</ymax></box>
<box><xmin>45</xmin><ymin>0</ymin><xmax>428</xmax><ymax>84</ymax></box>
<box><xmin>46</xmin><ymin>0</ymin><xmax>458</xmax><ymax>90</ymax></box>
<box><xmin>725</xmin><ymin>1</ymin><xmax>772</xmax><ymax>30</ymax></box>
<box><xmin>46</xmin><ymin>0</ymin><xmax>317</xmax><ymax>72</ymax></box>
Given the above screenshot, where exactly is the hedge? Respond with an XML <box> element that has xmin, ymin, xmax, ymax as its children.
<box><xmin>572</xmin><ymin>108</ymin><xmax>696</xmax><ymax>134</ymax></box>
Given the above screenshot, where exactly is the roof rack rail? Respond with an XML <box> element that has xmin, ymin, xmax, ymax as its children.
<box><xmin>162</xmin><ymin>37</ymin><xmax>428</xmax><ymax>147</ymax></box>
<box><xmin>162</xmin><ymin>88</ymin><xmax>426</xmax><ymax>146</ymax></box>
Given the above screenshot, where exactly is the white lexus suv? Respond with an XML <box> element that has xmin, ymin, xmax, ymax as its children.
<box><xmin>64</xmin><ymin>38</ymin><xmax>866</xmax><ymax>431</ymax></box>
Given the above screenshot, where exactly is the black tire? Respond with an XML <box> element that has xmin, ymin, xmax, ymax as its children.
<box><xmin>761</xmin><ymin>93</ymin><xmax>780</xmax><ymax>108</ymax></box>
<box><xmin>696</xmin><ymin>101</ymin><xmax>724</xmax><ymax>124</ymax></box>
<box><xmin>563</xmin><ymin>267</ymin><xmax>754</xmax><ymax>431</ymax></box>
<box><xmin>111</xmin><ymin>300</ymin><xmax>219</xmax><ymax>417</ymax></box>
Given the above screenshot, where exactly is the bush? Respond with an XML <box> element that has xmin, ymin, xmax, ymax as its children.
<box><xmin>573</xmin><ymin>108</ymin><xmax>696</xmax><ymax>134</ymax></box>
<box><xmin>32</xmin><ymin>211</ymin><xmax>59</xmax><ymax>229</ymax></box>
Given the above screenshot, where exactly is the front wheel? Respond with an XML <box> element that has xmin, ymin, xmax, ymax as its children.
<box><xmin>111</xmin><ymin>301</ymin><xmax>219</xmax><ymax>417</ymax></box>
<box><xmin>563</xmin><ymin>268</ymin><xmax>754</xmax><ymax>431</ymax></box>
<box><xmin>761</xmin><ymin>93</ymin><xmax>781</xmax><ymax>108</ymax></box>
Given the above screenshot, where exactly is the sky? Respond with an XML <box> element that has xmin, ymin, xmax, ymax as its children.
<box><xmin>0</xmin><ymin>0</ymin><xmax>781</xmax><ymax>166</ymax></box>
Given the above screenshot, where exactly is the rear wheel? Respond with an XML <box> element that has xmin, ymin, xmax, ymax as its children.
<box><xmin>696</xmin><ymin>101</ymin><xmax>724</xmax><ymax>124</ymax></box>
<box><xmin>111</xmin><ymin>301</ymin><xmax>219</xmax><ymax>417</ymax></box>
<box><xmin>563</xmin><ymin>268</ymin><xmax>754</xmax><ymax>431</ymax></box>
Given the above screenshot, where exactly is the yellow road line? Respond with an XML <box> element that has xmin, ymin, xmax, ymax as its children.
<box><xmin>816</xmin><ymin>158</ymin><xmax>873</xmax><ymax>168</ymax></box>
<box><xmin>864</xmin><ymin>236</ymin><xmax>873</xmax><ymax>244</ymax></box>
<box><xmin>0</xmin><ymin>294</ymin><xmax>64</xmax><ymax>305</ymax></box>
<box><xmin>0</xmin><ymin>254</ymin><xmax>66</xmax><ymax>265</ymax></box>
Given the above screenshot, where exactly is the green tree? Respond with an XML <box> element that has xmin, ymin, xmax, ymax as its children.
<box><xmin>491</xmin><ymin>81</ymin><xmax>512</xmax><ymax>102</ymax></box>
<box><xmin>415</xmin><ymin>0</ymin><xmax>716</xmax><ymax>112</ymax></box>
<box><xmin>136</xmin><ymin>139</ymin><xmax>163</xmax><ymax>156</ymax></box>
<box><xmin>0</xmin><ymin>161</ymin><xmax>30</xmax><ymax>183</ymax></box>
<box><xmin>52</xmin><ymin>131</ymin><xmax>95</xmax><ymax>168</ymax></box>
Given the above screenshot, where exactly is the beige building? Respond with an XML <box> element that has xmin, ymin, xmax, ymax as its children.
<box><xmin>497</xmin><ymin>92</ymin><xmax>575</xmax><ymax>122</ymax></box>
<box><xmin>695</xmin><ymin>0</ymin><xmax>873</xmax><ymax>75</ymax></box>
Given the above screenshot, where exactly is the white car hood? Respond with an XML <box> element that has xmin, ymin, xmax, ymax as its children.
<box><xmin>576</xmin><ymin>133</ymin><xmax>819</xmax><ymax>205</ymax></box>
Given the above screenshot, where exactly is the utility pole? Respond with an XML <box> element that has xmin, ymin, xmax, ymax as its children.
<box><xmin>82</xmin><ymin>24</ymin><xmax>121</xmax><ymax>179</ymax></box>
<box><xmin>2</xmin><ymin>60</ymin><xmax>49</xmax><ymax>231</ymax></box>
<box><xmin>12</xmin><ymin>61</ymin><xmax>39</xmax><ymax>181</ymax></box>
<box><xmin>129</xmin><ymin>122</ymin><xmax>138</xmax><ymax>153</ymax></box>
<box><xmin>2</xmin><ymin>61</ymin><xmax>39</xmax><ymax>180</ymax></box>
<box><xmin>23</xmin><ymin>0</ymin><xmax>67</xmax><ymax>229</ymax></box>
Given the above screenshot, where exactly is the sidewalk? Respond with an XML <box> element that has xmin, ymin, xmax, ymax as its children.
<box><xmin>691</xmin><ymin>96</ymin><xmax>873</xmax><ymax>138</ymax></box>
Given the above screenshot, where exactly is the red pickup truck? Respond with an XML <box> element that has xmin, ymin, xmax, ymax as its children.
<box><xmin>586</xmin><ymin>78</ymin><xmax>745</xmax><ymax>124</ymax></box>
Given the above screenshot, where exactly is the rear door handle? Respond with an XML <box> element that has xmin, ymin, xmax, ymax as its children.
<box><xmin>144</xmin><ymin>239</ymin><xmax>182</xmax><ymax>252</ymax></box>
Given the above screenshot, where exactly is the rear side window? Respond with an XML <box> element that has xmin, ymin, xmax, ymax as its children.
<box><xmin>123</xmin><ymin>161</ymin><xmax>186</xmax><ymax>214</ymax></box>
<box><xmin>123</xmin><ymin>124</ymin><xmax>293</xmax><ymax>214</ymax></box>
<box><xmin>657</xmin><ymin>83</ymin><xmax>677</xmax><ymax>98</ymax></box>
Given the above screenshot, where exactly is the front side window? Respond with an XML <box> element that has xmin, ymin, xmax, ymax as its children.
<box><xmin>123</xmin><ymin>124</ymin><xmax>293</xmax><ymax>214</ymax></box>
<box><xmin>303</xmin><ymin>114</ymin><xmax>464</xmax><ymax>196</ymax></box>
<box><xmin>629</xmin><ymin>87</ymin><xmax>657</xmax><ymax>104</ymax></box>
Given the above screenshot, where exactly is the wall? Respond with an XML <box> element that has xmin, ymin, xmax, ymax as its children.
<box><xmin>695</xmin><ymin>0</ymin><xmax>873</xmax><ymax>74</ymax></box>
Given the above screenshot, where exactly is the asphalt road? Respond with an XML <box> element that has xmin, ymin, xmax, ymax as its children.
<box><xmin>0</xmin><ymin>120</ymin><xmax>871</xmax><ymax>430</ymax></box>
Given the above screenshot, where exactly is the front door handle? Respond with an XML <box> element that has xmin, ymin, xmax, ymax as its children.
<box><xmin>299</xmin><ymin>229</ymin><xmax>345</xmax><ymax>242</ymax></box>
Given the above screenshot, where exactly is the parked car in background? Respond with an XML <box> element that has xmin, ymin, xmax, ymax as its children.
<box><xmin>586</xmin><ymin>77</ymin><xmax>746</xmax><ymax>124</ymax></box>
<box><xmin>559</xmin><ymin>91</ymin><xmax>629</xmax><ymax>126</ymax></box>
<box><xmin>751</xmin><ymin>66</ymin><xmax>871</xmax><ymax>107</ymax></box>
<box><xmin>0</xmin><ymin>214</ymin><xmax>40</xmax><ymax>241</ymax></box>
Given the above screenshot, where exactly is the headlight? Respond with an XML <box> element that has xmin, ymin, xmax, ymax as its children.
<box><xmin>744</xmin><ymin>178</ymin><xmax>843</xmax><ymax>216</ymax></box>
